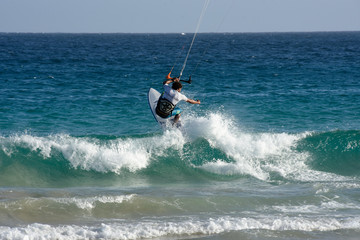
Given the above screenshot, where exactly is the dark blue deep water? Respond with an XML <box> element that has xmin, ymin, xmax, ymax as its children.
<box><xmin>0</xmin><ymin>32</ymin><xmax>360</xmax><ymax>239</ymax></box>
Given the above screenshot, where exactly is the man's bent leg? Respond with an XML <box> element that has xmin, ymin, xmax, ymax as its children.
<box><xmin>173</xmin><ymin>113</ymin><xmax>181</xmax><ymax>124</ymax></box>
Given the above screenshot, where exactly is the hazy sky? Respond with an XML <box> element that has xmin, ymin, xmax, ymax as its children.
<box><xmin>0</xmin><ymin>0</ymin><xmax>359</xmax><ymax>33</ymax></box>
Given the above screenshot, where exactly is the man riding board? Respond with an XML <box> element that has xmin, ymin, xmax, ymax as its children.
<box><xmin>155</xmin><ymin>74</ymin><xmax>200</xmax><ymax>126</ymax></box>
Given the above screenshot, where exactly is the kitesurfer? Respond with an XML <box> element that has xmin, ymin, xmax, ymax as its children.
<box><xmin>155</xmin><ymin>74</ymin><xmax>200</xmax><ymax>125</ymax></box>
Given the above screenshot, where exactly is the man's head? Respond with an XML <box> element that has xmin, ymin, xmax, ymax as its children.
<box><xmin>172</xmin><ymin>81</ymin><xmax>182</xmax><ymax>91</ymax></box>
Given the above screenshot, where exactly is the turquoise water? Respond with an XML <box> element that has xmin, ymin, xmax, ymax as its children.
<box><xmin>0</xmin><ymin>32</ymin><xmax>360</xmax><ymax>239</ymax></box>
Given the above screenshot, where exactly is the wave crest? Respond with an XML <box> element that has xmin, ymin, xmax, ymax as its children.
<box><xmin>1</xmin><ymin>113</ymin><xmax>359</xmax><ymax>186</ymax></box>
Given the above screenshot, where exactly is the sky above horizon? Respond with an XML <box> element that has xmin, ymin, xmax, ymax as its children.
<box><xmin>0</xmin><ymin>0</ymin><xmax>359</xmax><ymax>33</ymax></box>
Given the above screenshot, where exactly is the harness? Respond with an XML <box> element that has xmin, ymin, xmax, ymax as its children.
<box><xmin>155</xmin><ymin>96</ymin><xmax>175</xmax><ymax>118</ymax></box>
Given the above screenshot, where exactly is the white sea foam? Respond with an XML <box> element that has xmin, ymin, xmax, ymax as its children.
<box><xmin>7</xmin><ymin>134</ymin><xmax>151</xmax><ymax>173</ymax></box>
<box><xmin>314</xmin><ymin>181</ymin><xmax>360</xmax><ymax>195</ymax></box>
<box><xmin>53</xmin><ymin>194</ymin><xmax>135</xmax><ymax>210</ymax></box>
<box><xmin>183</xmin><ymin>113</ymin><xmax>349</xmax><ymax>182</ymax></box>
<box><xmin>271</xmin><ymin>200</ymin><xmax>360</xmax><ymax>214</ymax></box>
<box><xmin>1</xmin><ymin>216</ymin><xmax>359</xmax><ymax>240</ymax></box>
<box><xmin>0</xmin><ymin>194</ymin><xmax>136</xmax><ymax>213</ymax></box>
<box><xmin>2</xmin><ymin>131</ymin><xmax>186</xmax><ymax>174</ymax></box>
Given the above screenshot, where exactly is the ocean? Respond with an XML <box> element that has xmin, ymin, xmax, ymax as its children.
<box><xmin>0</xmin><ymin>32</ymin><xmax>359</xmax><ymax>239</ymax></box>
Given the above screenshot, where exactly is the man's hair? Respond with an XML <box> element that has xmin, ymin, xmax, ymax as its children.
<box><xmin>172</xmin><ymin>81</ymin><xmax>182</xmax><ymax>90</ymax></box>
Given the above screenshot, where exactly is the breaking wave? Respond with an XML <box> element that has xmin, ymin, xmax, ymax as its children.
<box><xmin>0</xmin><ymin>113</ymin><xmax>359</xmax><ymax>187</ymax></box>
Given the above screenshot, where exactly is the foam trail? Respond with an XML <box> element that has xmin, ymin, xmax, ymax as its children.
<box><xmin>52</xmin><ymin>194</ymin><xmax>136</xmax><ymax>210</ymax></box>
<box><xmin>1</xmin><ymin>216</ymin><xmax>359</xmax><ymax>240</ymax></box>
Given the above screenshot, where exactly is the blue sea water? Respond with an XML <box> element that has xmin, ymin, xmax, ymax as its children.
<box><xmin>0</xmin><ymin>32</ymin><xmax>360</xmax><ymax>239</ymax></box>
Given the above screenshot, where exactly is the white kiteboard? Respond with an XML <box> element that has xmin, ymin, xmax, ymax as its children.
<box><xmin>148</xmin><ymin>88</ymin><xmax>175</xmax><ymax>128</ymax></box>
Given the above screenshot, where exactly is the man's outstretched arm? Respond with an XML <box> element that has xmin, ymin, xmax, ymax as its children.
<box><xmin>186</xmin><ymin>99</ymin><xmax>201</xmax><ymax>104</ymax></box>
